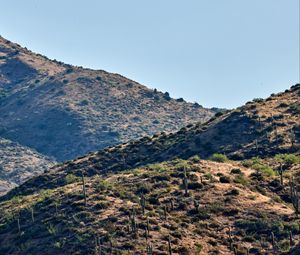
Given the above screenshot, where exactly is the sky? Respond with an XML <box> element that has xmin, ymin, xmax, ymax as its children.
<box><xmin>0</xmin><ymin>0</ymin><xmax>299</xmax><ymax>108</ymax></box>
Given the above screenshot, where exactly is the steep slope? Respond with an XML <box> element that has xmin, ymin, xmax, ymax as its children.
<box><xmin>6</xmin><ymin>84</ymin><xmax>298</xmax><ymax>198</ymax></box>
<box><xmin>0</xmin><ymin>138</ymin><xmax>55</xmax><ymax>195</ymax></box>
<box><xmin>1</xmin><ymin>156</ymin><xmax>300</xmax><ymax>254</ymax></box>
<box><xmin>0</xmin><ymin>36</ymin><xmax>214</xmax><ymax>162</ymax></box>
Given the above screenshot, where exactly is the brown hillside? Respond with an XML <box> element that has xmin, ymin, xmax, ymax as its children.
<box><xmin>6</xmin><ymin>84</ymin><xmax>299</xmax><ymax>198</ymax></box>
<box><xmin>0</xmin><ymin>138</ymin><xmax>55</xmax><ymax>195</ymax></box>
<box><xmin>0</xmin><ymin>36</ymin><xmax>214</xmax><ymax>162</ymax></box>
<box><xmin>0</xmin><ymin>156</ymin><xmax>300</xmax><ymax>254</ymax></box>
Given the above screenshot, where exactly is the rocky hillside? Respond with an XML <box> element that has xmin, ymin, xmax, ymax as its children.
<box><xmin>0</xmin><ymin>85</ymin><xmax>299</xmax><ymax>254</ymax></box>
<box><xmin>0</xmin><ymin>36</ymin><xmax>214</xmax><ymax>162</ymax></box>
<box><xmin>0</xmin><ymin>154</ymin><xmax>300</xmax><ymax>254</ymax></box>
<box><xmin>6</xmin><ymin>84</ymin><xmax>299</xmax><ymax>198</ymax></box>
<box><xmin>0</xmin><ymin>138</ymin><xmax>55</xmax><ymax>195</ymax></box>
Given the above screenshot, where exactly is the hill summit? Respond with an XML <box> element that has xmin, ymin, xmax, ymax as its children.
<box><xmin>0</xmin><ymin>36</ymin><xmax>214</xmax><ymax>162</ymax></box>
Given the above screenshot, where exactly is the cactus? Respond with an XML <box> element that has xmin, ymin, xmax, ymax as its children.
<box><xmin>255</xmin><ymin>139</ymin><xmax>258</xmax><ymax>153</ymax></box>
<box><xmin>81</xmin><ymin>171</ymin><xmax>87</xmax><ymax>206</ymax></box>
<box><xmin>271</xmin><ymin>232</ymin><xmax>276</xmax><ymax>252</ymax></box>
<box><xmin>290</xmin><ymin>130</ymin><xmax>296</xmax><ymax>147</ymax></box>
<box><xmin>289</xmin><ymin>231</ymin><xmax>294</xmax><ymax>246</ymax></box>
<box><xmin>233</xmin><ymin>247</ymin><xmax>237</xmax><ymax>255</ymax></box>
<box><xmin>183</xmin><ymin>166</ymin><xmax>188</xmax><ymax>196</ymax></box>
<box><xmin>55</xmin><ymin>202</ymin><xmax>59</xmax><ymax>216</ymax></box>
<box><xmin>169</xmin><ymin>199</ymin><xmax>174</xmax><ymax>211</ymax></box>
<box><xmin>140</xmin><ymin>194</ymin><xmax>146</xmax><ymax>215</ymax></box>
<box><xmin>31</xmin><ymin>207</ymin><xmax>34</xmax><ymax>223</ymax></box>
<box><xmin>167</xmin><ymin>235</ymin><xmax>172</xmax><ymax>255</ymax></box>
<box><xmin>145</xmin><ymin>226</ymin><xmax>148</xmax><ymax>241</ymax></box>
<box><xmin>147</xmin><ymin>217</ymin><xmax>150</xmax><ymax>235</ymax></box>
<box><xmin>94</xmin><ymin>235</ymin><xmax>98</xmax><ymax>255</ymax></box>
<box><xmin>147</xmin><ymin>243</ymin><xmax>153</xmax><ymax>255</ymax></box>
<box><xmin>17</xmin><ymin>217</ymin><xmax>20</xmax><ymax>234</ymax></box>
<box><xmin>194</xmin><ymin>199</ymin><xmax>200</xmax><ymax>212</ymax></box>
<box><xmin>289</xmin><ymin>177</ymin><xmax>299</xmax><ymax>215</ymax></box>
<box><xmin>130</xmin><ymin>208</ymin><xmax>138</xmax><ymax>236</ymax></box>
<box><xmin>163</xmin><ymin>205</ymin><xmax>167</xmax><ymax>220</ymax></box>
<box><xmin>278</xmin><ymin>162</ymin><xmax>283</xmax><ymax>186</ymax></box>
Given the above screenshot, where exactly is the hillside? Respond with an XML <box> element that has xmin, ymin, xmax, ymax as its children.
<box><xmin>6</xmin><ymin>84</ymin><xmax>299</xmax><ymax>198</ymax></box>
<box><xmin>1</xmin><ymin>155</ymin><xmax>300</xmax><ymax>254</ymax></box>
<box><xmin>0</xmin><ymin>36</ymin><xmax>214</xmax><ymax>162</ymax></box>
<box><xmin>0</xmin><ymin>85</ymin><xmax>299</xmax><ymax>254</ymax></box>
<box><xmin>0</xmin><ymin>138</ymin><xmax>55</xmax><ymax>195</ymax></box>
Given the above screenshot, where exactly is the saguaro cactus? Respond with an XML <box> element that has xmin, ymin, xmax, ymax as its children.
<box><xmin>289</xmin><ymin>177</ymin><xmax>299</xmax><ymax>215</ymax></box>
<box><xmin>183</xmin><ymin>167</ymin><xmax>188</xmax><ymax>196</ymax></box>
<box><xmin>17</xmin><ymin>218</ymin><xmax>21</xmax><ymax>234</ymax></box>
<box><xmin>167</xmin><ymin>235</ymin><xmax>172</xmax><ymax>255</ymax></box>
<box><xmin>31</xmin><ymin>207</ymin><xmax>34</xmax><ymax>223</ymax></box>
<box><xmin>81</xmin><ymin>171</ymin><xmax>87</xmax><ymax>206</ymax></box>
<box><xmin>140</xmin><ymin>194</ymin><xmax>146</xmax><ymax>215</ymax></box>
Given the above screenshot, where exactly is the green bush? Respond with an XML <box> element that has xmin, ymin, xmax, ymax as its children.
<box><xmin>65</xmin><ymin>174</ymin><xmax>81</xmax><ymax>184</ymax></box>
<box><xmin>275</xmin><ymin>154</ymin><xmax>300</xmax><ymax>166</ymax></box>
<box><xmin>209</xmin><ymin>153</ymin><xmax>229</xmax><ymax>163</ymax></box>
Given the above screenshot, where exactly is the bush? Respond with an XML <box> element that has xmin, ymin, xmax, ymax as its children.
<box><xmin>65</xmin><ymin>174</ymin><xmax>81</xmax><ymax>184</ymax></box>
<box><xmin>230</xmin><ymin>168</ymin><xmax>242</xmax><ymax>174</ymax></box>
<box><xmin>275</xmin><ymin>154</ymin><xmax>300</xmax><ymax>166</ymax></box>
<box><xmin>209</xmin><ymin>153</ymin><xmax>229</xmax><ymax>163</ymax></box>
<box><xmin>219</xmin><ymin>176</ymin><xmax>230</xmax><ymax>183</ymax></box>
<box><xmin>189</xmin><ymin>155</ymin><xmax>201</xmax><ymax>163</ymax></box>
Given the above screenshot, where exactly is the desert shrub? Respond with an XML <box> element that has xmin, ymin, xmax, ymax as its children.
<box><xmin>230</xmin><ymin>168</ymin><xmax>242</xmax><ymax>174</ymax></box>
<box><xmin>214</xmin><ymin>111</ymin><xmax>224</xmax><ymax>117</ymax></box>
<box><xmin>210</xmin><ymin>153</ymin><xmax>229</xmax><ymax>163</ymax></box>
<box><xmin>226</xmin><ymin>189</ymin><xmax>239</xmax><ymax>196</ymax></box>
<box><xmin>278</xmin><ymin>240</ymin><xmax>290</xmax><ymax>252</ymax></box>
<box><xmin>235</xmin><ymin>219</ymin><xmax>284</xmax><ymax>235</ymax></box>
<box><xmin>95</xmin><ymin>180</ymin><xmax>113</xmax><ymax>192</ymax></box>
<box><xmin>246</xmin><ymin>157</ymin><xmax>275</xmax><ymax>177</ymax></box>
<box><xmin>189</xmin><ymin>155</ymin><xmax>201</xmax><ymax>163</ymax></box>
<box><xmin>275</xmin><ymin>154</ymin><xmax>300</xmax><ymax>166</ymax></box>
<box><xmin>253</xmin><ymin>98</ymin><xmax>264</xmax><ymax>103</ymax></box>
<box><xmin>234</xmin><ymin>175</ymin><xmax>248</xmax><ymax>186</ymax></box>
<box><xmin>188</xmin><ymin>182</ymin><xmax>203</xmax><ymax>190</ymax></box>
<box><xmin>65</xmin><ymin>174</ymin><xmax>81</xmax><ymax>184</ymax></box>
<box><xmin>289</xmin><ymin>103</ymin><xmax>300</xmax><ymax>114</ymax></box>
<box><xmin>136</xmin><ymin>183</ymin><xmax>151</xmax><ymax>194</ymax></box>
<box><xmin>219</xmin><ymin>176</ymin><xmax>230</xmax><ymax>183</ymax></box>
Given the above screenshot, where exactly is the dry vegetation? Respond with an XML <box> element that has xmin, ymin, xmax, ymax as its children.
<box><xmin>0</xmin><ymin>138</ymin><xmax>55</xmax><ymax>195</ymax></box>
<box><xmin>0</xmin><ymin>36</ymin><xmax>214</xmax><ymax>162</ymax></box>
<box><xmin>0</xmin><ymin>35</ymin><xmax>299</xmax><ymax>254</ymax></box>
<box><xmin>0</xmin><ymin>155</ymin><xmax>300</xmax><ymax>254</ymax></box>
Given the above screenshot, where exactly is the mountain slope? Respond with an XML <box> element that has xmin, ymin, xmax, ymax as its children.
<box><xmin>6</xmin><ymin>84</ymin><xmax>299</xmax><ymax>198</ymax></box>
<box><xmin>0</xmin><ymin>138</ymin><xmax>55</xmax><ymax>195</ymax></box>
<box><xmin>0</xmin><ymin>85</ymin><xmax>299</xmax><ymax>254</ymax></box>
<box><xmin>0</xmin><ymin>36</ymin><xmax>214</xmax><ymax>162</ymax></box>
<box><xmin>1</xmin><ymin>156</ymin><xmax>300</xmax><ymax>254</ymax></box>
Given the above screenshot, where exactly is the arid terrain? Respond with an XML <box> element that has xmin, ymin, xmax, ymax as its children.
<box><xmin>0</xmin><ymin>36</ymin><xmax>215</xmax><ymax>162</ymax></box>
<box><xmin>0</xmin><ymin>84</ymin><xmax>299</xmax><ymax>254</ymax></box>
<box><xmin>0</xmin><ymin>36</ymin><xmax>217</xmax><ymax>195</ymax></box>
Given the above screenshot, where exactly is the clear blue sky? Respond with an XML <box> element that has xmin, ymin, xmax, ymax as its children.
<box><xmin>0</xmin><ymin>0</ymin><xmax>299</xmax><ymax>108</ymax></box>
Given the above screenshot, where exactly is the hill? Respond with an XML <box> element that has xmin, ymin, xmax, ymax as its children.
<box><xmin>0</xmin><ymin>85</ymin><xmax>299</xmax><ymax>254</ymax></box>
<box><xmin>0</xmin><ymin>155</ymin><xmax>300</xmax><ymax>254</ymax></box>
<box><xmin>6</xmin><ymin>84</ymin><xmax>299</xmax><ymax>197</ymax></box>
<box><xmin>0</xmin><ymin>36</ymin><xmax>214</xmax><ymax>162</ymax></box>
<box><xmin>0</xmin><ymin>138</ymin><xmax>55</xmax><ymax>195</ymax></box>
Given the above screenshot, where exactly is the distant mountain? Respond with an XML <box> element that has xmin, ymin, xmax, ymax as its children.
<box><xmin>0</xmin><ymin>138</ymin><xmax>54</xmax><ymax>195</ymax></box>
<box><xmin>0</xmin><ymin>36</ymin><xmax>215</xmax><ymax>162</ymax></box>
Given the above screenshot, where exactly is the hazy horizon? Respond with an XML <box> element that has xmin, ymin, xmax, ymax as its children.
<box><xmin>0</xmin><ymin>0</ymin><xmax>299</xmax><ymax>108</ymax></box>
